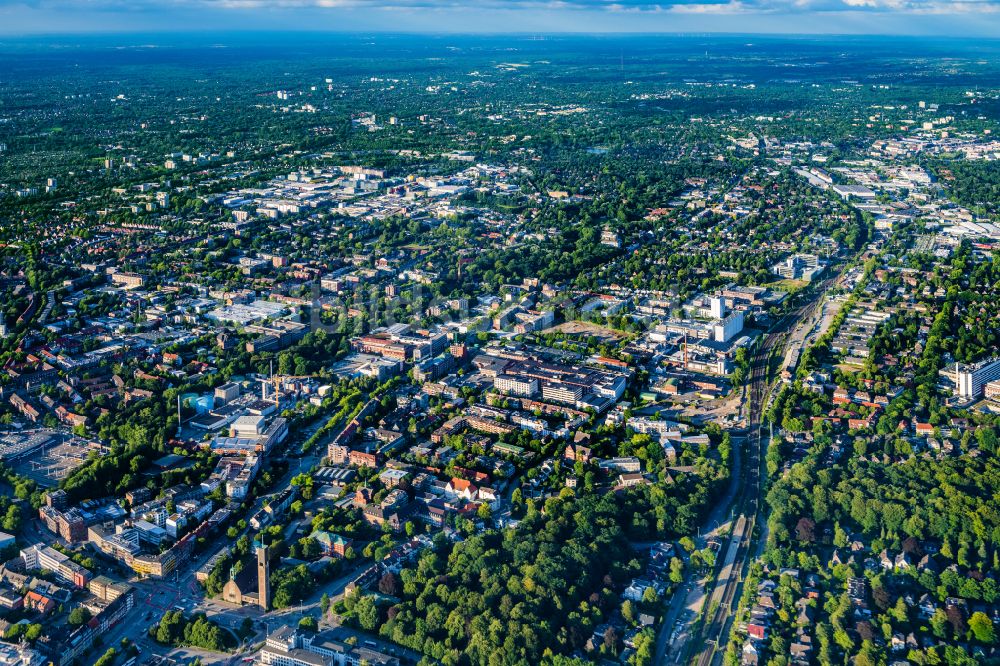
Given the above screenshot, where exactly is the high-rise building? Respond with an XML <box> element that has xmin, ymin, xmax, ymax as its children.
<box><xmin>955</xmin><ymin>358</ymin><xmax>1000</xmax><ymax>400</ymax></box>
<box><xmin>709</xmin><ymin>296</ymin><xmax>727</xmax><ymax>319</ymax></box>
<box><xmin>713</xmin><ymin>310</ymin><xmax>745</xmax><ymax>343</ymax></box>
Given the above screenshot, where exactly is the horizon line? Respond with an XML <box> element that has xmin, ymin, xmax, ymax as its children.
<box><xmin>2</xmin><ymin>29</ymin><xmax>1000</xmax><ymax>40</ymax></box>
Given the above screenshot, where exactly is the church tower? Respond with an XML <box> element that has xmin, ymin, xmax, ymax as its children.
<box><xmin>256</xmin><ymin>537</ymin><xmax>271</xmax><ymax>611</ymax></box>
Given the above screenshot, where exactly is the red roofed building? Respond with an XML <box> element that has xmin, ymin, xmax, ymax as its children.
<box><xmin>445</xmin><ymin>477</ymin><xmax>478</xmax><ymax>501</ymax></box>
<box><xmin>25</xmin><ymin>591</ymin><xmax>56</xmax><ymax>614</ymax></box>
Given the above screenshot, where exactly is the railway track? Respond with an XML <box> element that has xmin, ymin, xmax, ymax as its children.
<box><xmin>691</xmin><ymin>337</ymin><xmax>770</xmax><ymax>666</ymax></box>
<box><xmin>690</xmin><ymin>280</ymin><xmax>836</xmax><ymax>666</ymax></box>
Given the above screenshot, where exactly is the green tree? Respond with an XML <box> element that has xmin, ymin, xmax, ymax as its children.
<box><xmin>969</xmin><ymin>611</ymin><xmax>996</xmax><ymax>644</ymax></box>
<box><xmin>622</xmin><ymin>599</ymin><xmax>636</xmax><ymax>624</ymax></box>
<box><xmin>68</xmin><ymin>606</ymin><xmax>92</xmax><ymax>626</ymax></box>
<box><xmin>356</xmin><ymin>595</ymin><xmax>380</xmax><ymax>631</ymax></box>
<box><xmin>668</xmin><ymin>557</ymin><xmax>684</xmax><ymax>584</ymax></box>
<box><xmin>930</xmin><ymin>609</ymin><xmax>949</xmax><ymax>639</ymax></box>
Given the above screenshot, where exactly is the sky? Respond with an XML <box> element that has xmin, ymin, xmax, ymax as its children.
<box><xmin>2</xmin><ymin>0</ymin><xmax>1000</xmax><ymax>37</ymax></box>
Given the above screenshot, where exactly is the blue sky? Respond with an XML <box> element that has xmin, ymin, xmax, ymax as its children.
<box><xmin>1</xmin><ymin>0</ymin><xmax>1000</xmax><ymax>36</ymax></box>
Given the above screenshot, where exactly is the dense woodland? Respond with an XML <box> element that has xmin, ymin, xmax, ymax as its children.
<box><xmin>381</xmin><ymin>493</ymin><xmax>650</xmax><ymax>665</ymax></box>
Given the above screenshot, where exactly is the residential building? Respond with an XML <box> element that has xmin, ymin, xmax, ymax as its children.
<box><xmin>20</xmin><ymin>545</ymin><xmax>91</xmax><ymax>588</ymax></box>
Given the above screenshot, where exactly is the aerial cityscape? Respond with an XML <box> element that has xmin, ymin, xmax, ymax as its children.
<box><xmin>0</xmin><ymin>18</ymin><xmax>998</xmax><ymax>666</ymax></box>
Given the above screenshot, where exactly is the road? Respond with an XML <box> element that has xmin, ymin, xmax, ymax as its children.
<box><xmin>87</xmin><ymin>412</ymin><xmax>338</xmax><ymax>662</ymax></box>
<box><xmin>688</xmin><ymin>334</ymin><xmax>773</xmax><ymax>666</ymax></box>
<box><xmin>99</xmin><ymin>382</ymin><xmax>417</xmax><ymax>661</ymax></box>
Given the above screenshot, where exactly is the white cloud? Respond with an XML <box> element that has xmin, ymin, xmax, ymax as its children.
<box><xmin>670</xmin><ymin>1</ymin><xmax>750</xmax><ymax>13</ymax></box>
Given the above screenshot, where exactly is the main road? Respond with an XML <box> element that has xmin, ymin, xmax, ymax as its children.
<box><xmin>89</xmin><ymin>411</ymin><xmax>337</xmax><ymax>660</ymax></box>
